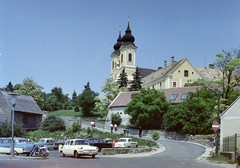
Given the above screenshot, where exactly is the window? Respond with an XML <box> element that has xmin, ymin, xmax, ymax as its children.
<box><xmin>184</xmin><ymin>70</ymin><xmax>188</xmax><ymax>77</ymax></box>
<box><xmin>170</xmin><ymin>94</ymin><xmax>178</xmax><ymax>101</ymax></box>
<box><xmin>112</xmin><ymin>61</ymin><xmax>114</xmax><ymax>69</ymax></box>
<box><xmin>159</xmin><ymin>82</ymin><xmax>162</xmax><ymax>89</ymax></box>
<box><xmin>181</xmin><ymin>93</ymin><xmax>188</xmax><ymax>100</ymax></box>
<box><xmin>173</xmin><ymin>82</ymin><xmax>176</xmax><ymax>87</ymax></box>
<box><xmin>121</xmin><ymin>54</ymin><xmax>123</xmax><ymax>63</ymax></box>
<box><xmin>128</xmin><ymin>53</ymin><xmax>132</xmax><ymax>62</ymax></box>
<box><xmin>152</xmin><ymin>85</ymin><xmax>154</xmax><ymax>89</ymax></box>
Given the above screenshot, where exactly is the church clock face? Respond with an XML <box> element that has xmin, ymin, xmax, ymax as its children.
<box><xmin>128</xmin><ymin>47</ymin><xmax>132</xmax><ymax>52</ymax></box>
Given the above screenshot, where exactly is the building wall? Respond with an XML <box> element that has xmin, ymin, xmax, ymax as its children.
<box><xmin>105</xmin><ymin>107</ymin><xmax>132</xmax><ymax>128</ymax></box>
<box><xmin>220</xmin><ymin>99</ymin><xmax>240</xmax><ymax>151</ymax></box>
<box><xmin>147</xmin><ymin>60</ymin><xmax>201</xmax><ymax>90</ymax></box>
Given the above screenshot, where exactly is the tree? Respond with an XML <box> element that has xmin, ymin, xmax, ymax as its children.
<box><xmin>116</xmin><ymin>68</ymin><xmax>128</xmax><ymax>88</ymax></box>
<box><xmin>71</xmin><ymin>90</ymin><xmax>78</xmax><ymax>107</ymax></box>
<box><xmin>163</xmin><ymin>87</ymin><xmax>217</xmax><ymax>135</ymax></box>
<box><xmin>78</xmin><ymin>82</ymin><xmax>99</xmax><ymax>116</ymax></box>
<box><xmin>5</xmin><ymin>82</ymin><xmax>14</xmax><ymax>92</ymax></box>
<box><xmin>129</xmin><ymin>66</ymin><xmax>143</xmax><ymax>91</ymax></box>
<box><xmin>51</xmin><ymin>87</ymin><xmax>70</xmax><ymax>110</ymax></box>
<box><xmin>214</xmin><ymin>49</ymin><xmax>240</xmax><ymax>104</ymax></box>
<box><xmin>124</xmin><ymin>88</ymin><xmax>171</xmax><ymax>129</ymax></box>
<box><xmin>14</xmin><ymin>77</ymin><xmax>44</xmax><ymax>109</ymax></box>
<box><xmin>44</xmin><ymin>95</ymin><xmax>59</xmax><ymax>111</ymax></box>
<box><xmin>111</xmin><ymin>113</ymin><xmax>122</xmax><ymax>127</ymax></box>
<box><xmin>95</xmin><ymin>77</ymin><xmax>128</xmax><ymax>115</ymax></box>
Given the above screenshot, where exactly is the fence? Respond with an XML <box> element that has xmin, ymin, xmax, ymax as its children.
<box><xmin>223</xmin><ymin>134</ymin><xmax>240</xmax><ymax>158</ymax></box>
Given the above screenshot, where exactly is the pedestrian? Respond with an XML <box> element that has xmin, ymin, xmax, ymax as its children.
<box><xmin>139</xmin><ymin>126</ymin><xmax>142</xmax><ymax>138</ymax></box>
<box><xmin>110</xmin><ymin>123</ymin><xmax>113</xmax><ymax>133</ymax></box>
<box><xmin>114</xmin><ymin>124</ymin><xmax>117</xmax><ymax>132</ymax></box>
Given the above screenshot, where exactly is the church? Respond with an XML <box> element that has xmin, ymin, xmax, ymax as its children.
<box><xmin>110</xmin><ymin>20</ymin><xmax>221</xmax><ymax>89</ymax></box>
<box><xmin>105</xmin><ymin>20</ymin><xmax>222</xmax><ymax>127</ymax></box>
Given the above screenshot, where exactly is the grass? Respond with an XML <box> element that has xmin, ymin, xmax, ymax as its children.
<box><xmin>48</xmin><ymin>110</ymin><xmax>82</xmax><ymax>117</ymax></box>
<box><xmin>207</xmin><ymin>154</ymin><xmax>235</xmax><ymax>164</ymax></box>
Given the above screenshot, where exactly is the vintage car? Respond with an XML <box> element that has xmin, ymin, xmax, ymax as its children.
<box><xmin>114</xmin><ymin>138</ymin><xmax>138</xmax><ymax>148</ymax></box>
<box><xmin>85</xmin><ymin>138</ymin><xmax>112</xmax><ymax>152</ymax></box>
<box><xmin>35</xmin><ymin>138</ymin><xmax>56</xmax><ymax>150</ymax></box>
<box><xmin>0</xmin><ymin>137</ymin><xmax>34</xmax><ymax>155</ymax></box>
<box><xmin>54</xmin><ymin>138</ymin><xmax>71</xmax><ymax>150</ymax></box>
<box><xmin>58</xmin><ymin>139</ymin><xmax>98</xmax><ymax>158</ymax></box>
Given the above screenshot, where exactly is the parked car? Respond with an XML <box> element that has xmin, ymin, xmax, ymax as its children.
<box><xmin>85</xmin><ymin>138</ymin><xmax>112</xmax><ymax>152</ymax></box>
<box><xmin>35</xmin><ymin>138</ymin><xmax>56</xmax><ymax>150</ymax></box>
<box><xmin>114</xmin><ymin>138</ymin><xmax>138</xmax><ymax>148</ymax></box>
<box><xmin>0</xmin><ymin>137</ymin><xmax>34</xmax><ymax>156</ymax></box>
<box><xmin>54</xmin><ymin>138</ymin><xmax>70</xmax><ymax>150</ymax></box>
<box><xmin>59</xmin><ymin>139</ymin><xmax>98</xmax><ymax>158</ymax></box>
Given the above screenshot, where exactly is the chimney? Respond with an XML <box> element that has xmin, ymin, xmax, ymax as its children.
<box><xmin>164</xmin><ymin>60</ymin><xmax>167</xmax><ymax>68</ymax></box>
<box><xmin>171</xmin><ymin>56</ymin><xmax>174</xmax><ymax>64</ymax></box>
<box><xmin>209</xmin><ymin>64</ymin><xmax>214</xmax><ymax>69</ymax></box>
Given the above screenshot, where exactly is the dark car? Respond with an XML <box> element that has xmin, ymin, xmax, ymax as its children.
<box><xmin>85</xmin><ymin>138</ymin><xmax>112</xmax><ymax>152</ymax></box>
<box><xmin>54</xmin><ymin>138</ymin><xmax>70</xmax><ymax>150</ymax></box>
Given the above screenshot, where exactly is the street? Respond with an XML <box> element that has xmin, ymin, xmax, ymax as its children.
<box><xmin>0</xmin><ymin>139</ymin><xmax>231</xmax><ymax>168</ymax></box>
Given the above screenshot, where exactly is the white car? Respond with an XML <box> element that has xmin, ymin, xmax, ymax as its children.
<box><xmin>58</xmin><ymin>139</ymin><xmax>98</xmax><ymax>158</ymax></box>
<box><xmin>114</xmin><ymin>138</ymin><xmax>138</xmax><ymax>148</ymax></box>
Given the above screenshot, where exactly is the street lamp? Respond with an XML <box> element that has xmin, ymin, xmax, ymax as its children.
<box><xmin>8</xmin><ymin>93</ymin><xmax>18</xmax><ymax>158</ymax></box>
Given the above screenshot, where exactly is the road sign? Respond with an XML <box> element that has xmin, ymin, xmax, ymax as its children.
<box><xmin>212</xmin><ymin>121</ymin><xmax>219</xmax><ymax>131</ymax></box>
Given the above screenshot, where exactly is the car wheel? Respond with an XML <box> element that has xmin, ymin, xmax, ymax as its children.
<box><xmin>74</xmin><ymin>151</ymin><xmax>79</xmax><ymax>158</ymax></box>
<box><xmin>60</xmin><ymin>151</ymin><xmax>65</xmax><ymax>157</ymax></box>
<box><xmin>14</xmin><ymin>150</ymin><xmax>19</xmax><ymax>155</ymax></box>
<box><xmin>136</xmin><ymin>145</ymin><xmax>138</xmax><ymax>148</ymax></box>
<box><xmin>92</xmin><ymin>155</ymin><xmax>95</xmax><ymax>158</ymax></box>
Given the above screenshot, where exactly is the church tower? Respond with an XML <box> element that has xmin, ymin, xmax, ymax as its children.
<box><xmin>110</xmin><ymin>20</ymin><xmax>137</xmax><ymax>81</ymax></box>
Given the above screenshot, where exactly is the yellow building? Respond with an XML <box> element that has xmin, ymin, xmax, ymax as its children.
<box><xmin>142</xmin><ymin>57</ymin><xmax>202</xmax><ymax>89</ymax></box>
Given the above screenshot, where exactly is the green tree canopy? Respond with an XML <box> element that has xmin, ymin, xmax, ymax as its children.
<box><xmin>214</xmin><ymin>49</ymin><xmax>240</xmax><ymax>103</ymax></box>
<box><xmin>124</xmin><ymin>88</ymin><xmax>171</xmax><ymax>129</ymax></box>
<box><xmin>95</xmin><ymin>77</ymin><xmax>128</xmax><ymax>115</ymax></box>
<box><xmin>14</xmin><ymin>77</ymin><xmax>44</xmax><ymax>109</ymax></box>
<box><xmin>129</xmin><ymin>66</ymin><xmax>143</xmax><ymax>91</ymax></box>
<box><xmin>163</xmin><ymin>87</ymin><xmax>217</xmax><ymax>135</ymax></box>
<box><xmin>116</xmin><ymin>68</ymin><xmax>128</xmax><ymax>88</ymax></box>
<box><xmin>78</xmin><ymin>82</ymin><xmax>99</xmax><ymax>116</ymax></box>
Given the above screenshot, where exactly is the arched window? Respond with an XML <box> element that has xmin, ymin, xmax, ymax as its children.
<box><xmin>121</xmin><ymin>54</ymin><xmax>123</xmax><ymax>63</ymax></box>
<box><xmin>112</xmin><ymin>61</ymin><xmax>114</xmax><ymax>69</ymax></box>
<box><xmin>128</xmin><ymin>53</ymin><xmax>132</xmax><ymax>62</ymax></box>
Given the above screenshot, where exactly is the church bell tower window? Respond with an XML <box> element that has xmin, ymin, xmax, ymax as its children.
<box><xmin>128</xmin><ymin>53</ymin><xmax>132</xmax><ymax>62</ymax></box>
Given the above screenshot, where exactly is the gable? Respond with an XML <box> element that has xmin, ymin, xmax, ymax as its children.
<box><xmin>221</xmin><ymin>96</ymin><xmax>240</xmax><ymax>118</ymax></box>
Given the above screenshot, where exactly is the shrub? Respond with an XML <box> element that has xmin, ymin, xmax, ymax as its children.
<box><xmin>0</xmin><ymin>121</ymin><xmax>26</xmax><ymax>137</ymax></box>
<box><xmin>152</xmin><ymin>131</ymin><xmax>160</xmax><ymax>141</ymax></box>
<box><xmin>40</xmin><ymin>115</ymin><xmax>66</xmax><ymax>132</ymax></box>
<box><xmin>74</xmin><ymin>106</ymin><xmax>80</xmax><ymax>112</ymax></box>
<box><xmin>111</xmin><ymin>113</ymin><xmax>122</xmax><ymax>126</ymax></box>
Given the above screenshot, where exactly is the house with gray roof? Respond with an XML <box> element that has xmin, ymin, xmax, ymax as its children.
<box><xmin>0</xmin><ymin>91</ymin><xmax>43</xmax><ymax>131</ymax></box>
<box><xmin>105</xmin><ymin>86</ymin><xmax>201</xmax><ymax>127</ymax></box>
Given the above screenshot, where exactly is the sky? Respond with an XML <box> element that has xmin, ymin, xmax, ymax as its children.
<box><xmin>0</xmin><ymin>0</ymin><xmax>240</xmax><ymax>98</ymax></box>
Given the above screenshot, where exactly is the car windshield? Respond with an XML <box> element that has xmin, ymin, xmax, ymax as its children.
<box><xmin>16</xmin><ymin>139</ymin><xmax>28</xmax><ymax>144</ymax></box>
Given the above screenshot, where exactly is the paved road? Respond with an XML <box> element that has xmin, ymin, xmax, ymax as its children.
<box><xmin>0</xmin><ymin>138</ymin><xmax>233</xmax><ymax>168</ymax></box>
